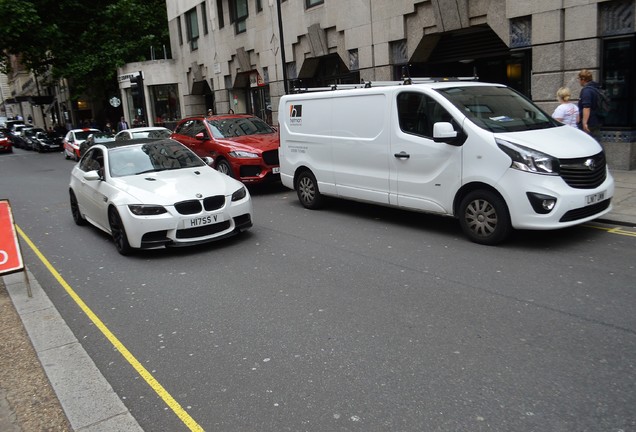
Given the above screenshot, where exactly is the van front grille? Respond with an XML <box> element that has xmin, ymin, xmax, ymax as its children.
<box><xmin>559</xmin><ymin>152</ymin><xmax>607</xmax><ymax>189</ymax></box>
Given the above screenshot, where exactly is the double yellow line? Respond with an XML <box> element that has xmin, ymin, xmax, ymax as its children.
<box><xmin>586</xmin><ymin>223</ymin><xmax>636</xmax><ymax>237</ymax></box>
<box><xmin>17</xmin><ymin>225</ymin><xmax>204</xmax><ymax>432</ymax></box>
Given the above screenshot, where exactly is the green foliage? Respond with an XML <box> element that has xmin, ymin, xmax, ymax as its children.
<box><xmin>0</xmin><ymin>0</ymin><xmax>169</xmax><ymax>97</ymax></box>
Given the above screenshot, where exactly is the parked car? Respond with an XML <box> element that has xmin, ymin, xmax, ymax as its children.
<box><xmin>170</xmin><ymin>114</ymin><xmax>280</xmax><ymax>184</ymax></box>
<box><xmin>24</xmin><ymin>128</ymin><xmax>62</xmax><ymax>152</ymax></box>
<box><xmin>0</xmin><ymin>131</ymin><xmax>12</xmax><ymax>153</ymax></box>
<box><xmin>63</xmin><ymin>128</ymin><xmax>100</xmax><ymax>160</ymax></box>
<box><xmin>4</xmin><ymin>119</ymin><xmax>25</xmax><ymax>133</ymax></box>
<box><xmin>68</xmin><ymin>138</ymin><xmax>253</xmax><ymax>254</ymax></box>
<box><xmin>114</xmin><ymin>126</ymin><xmax>172</xmax><ymax>141</ymax></box>
<box><xmin>80</xmin><ymin>132</ymin><xmax>115</xmax><ymax>156</ymax></box>
<box><xmin>1</xmin><ymin>127</ymin><xmax>27</xmax><ymax>149</ymax></box>
<box><xmin>12</xmin><ymin>125</ymin><xmax>36</xmax><ymax>150</ymax></box>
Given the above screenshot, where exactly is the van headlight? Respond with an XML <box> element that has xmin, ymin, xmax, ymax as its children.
<box><xmin>496</xmin><ymin>139</ymin><xmax>559</xmax><ymax>175</ymax></box>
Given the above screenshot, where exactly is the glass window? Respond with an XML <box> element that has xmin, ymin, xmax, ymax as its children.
<box><xmin>185</xmin><ymin>7</ymin><xmax>199</xmax><ymax>50</ymax></box>
<box><xmin>230</xmin><ymin>0</ymin><xmax>248</xmax><ymax>34</ymax></box>
<box><xmin>256</xmin><ymin>0</ymin><xmax>262</xmax><ymax>12</ymax></box>
<box><xmin>217</xmin><ymin>0</ymin><xmax>224</xmax><ymax>28</ymax></box>
<box><xmin>436</xmin><ymin>85</ymin><xmax>557</xmax><ymax>133</ymax></box>
<box><xmin>201</xmin><ymin>2</ymin><xmax>208</xmax><ymax>34</ymax></box>
<box><xmin>306</xmin><ymin>0</ymin><xmax>323</xmax><ymax>8</ymax></box>
<box><xmin>150</xmin><ymin>84</ymin><xmax>181</xmax><ymax>126</ymax></box>
<box><xmin>602</xmin><ymin>37</ymin><xmax>635</xmax><ymax>127</ymax></box>
<box><xmin>177</xmin><ymin>17</ymin><xmax>183</xmax><ymax>45</ymax></box>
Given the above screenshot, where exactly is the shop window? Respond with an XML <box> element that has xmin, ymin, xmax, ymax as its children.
<box><xmin>602</xmin><ymin>37</ymin><xmax>635</xmax><ymax>127</ymax></box>
<box><xmin>150</xmin><ymin>85</ymin><xmax>182</xmax><ymax>128</ymax></box>
<box><xmin>230</xmin><ymin>0</ymin><xmax>248</xmax><ymax>34</ymax></box>
<box><xmin>185</xmin><ymin>7</ymin><xmax>199</xmax><ymax>51</ymax></box>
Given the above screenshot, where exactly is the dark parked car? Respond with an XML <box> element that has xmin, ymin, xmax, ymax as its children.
<box><xmin>170</xmin><ymin>114</ymin><xmax>280</xmax><ymax>184</ymax></box>
<box><xmin>25</xmin><ymin>128</ymin><xmax>62</xmax><ymax>152</ymax></box>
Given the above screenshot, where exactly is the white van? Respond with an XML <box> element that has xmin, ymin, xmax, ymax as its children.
<box><xmin>278</xmin><ymin>79</ymin><xmax>614</xmax><ymax>244</ymax></box>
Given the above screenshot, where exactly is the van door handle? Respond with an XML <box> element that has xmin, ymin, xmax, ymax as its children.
<box><xmin>394</xmin><ymin>151</ymin><xmax>410</xmax><ymax>159</ymax></box>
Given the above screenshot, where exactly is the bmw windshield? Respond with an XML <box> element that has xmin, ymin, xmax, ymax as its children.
<box><xmin>436</xmin><ymin>85</ymin><xmax>559</xmax><ymax>133</ymax></box>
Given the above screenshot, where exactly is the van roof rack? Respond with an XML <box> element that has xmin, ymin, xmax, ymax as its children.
<box><xmin>289</xmin><ymin>76</ymin><xmax>479</xmax><ymax>93</ymax></box>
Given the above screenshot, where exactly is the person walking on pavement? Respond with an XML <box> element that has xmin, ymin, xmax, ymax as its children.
<box><xmin>117</xmin><ymin>116</ymin><xmax>129</xmax><ymax>132</ymax></box>
<box><xmin>577</xmin><ymin>69</ymin><xmax>602</xmax><ymax>142</ymax></box>
<box><xmin>552</xmin><ymin>87</ymin><xmax>579</xmax><ymax>128</ymax></box>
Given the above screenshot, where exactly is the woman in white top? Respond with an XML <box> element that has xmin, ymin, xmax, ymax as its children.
<box><xmin>551</xmin><ymin>87</ymin><xmax>580</xmax><ymax>128</ymax></box>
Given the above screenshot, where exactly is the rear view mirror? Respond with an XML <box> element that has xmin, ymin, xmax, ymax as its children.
<box><xmin>433</xmin><ymin>122</ymin><xmax>457</xmax><ymax>141</ymax></box>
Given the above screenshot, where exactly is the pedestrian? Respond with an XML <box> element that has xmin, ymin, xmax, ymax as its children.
<box><xmin>551</xmin><ymin>87</ymin><xmax>579</xmax><ymax>127</ymax></box>
<box><xmin>103</xmin><ymin>121</ymin><xmax>113</xmax><ymax>135</ymax></box>
<box><xmin>117</xmin><ymin>116</ymin><xmax>129</xmax><ymax>132</ymax></box>
<box><xmin>577</xmin><ymin>69</ymin><xmax>602</xmax><ymax>141</ymax></box>
<box><xmin>206</xmin><ymin>108</ymin><xmax>214</xmax><ymax>119</ymax></box>
<box><xmin>228</xmin><ymin>108</ymin><xmax>235</xmax><ymax>114</ymax></box>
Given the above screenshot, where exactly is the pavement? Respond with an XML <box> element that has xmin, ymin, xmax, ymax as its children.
<box><xmin>1</xmin><ymin>169</ymin><xmax>635</xmax><ymax>431</ymax></box>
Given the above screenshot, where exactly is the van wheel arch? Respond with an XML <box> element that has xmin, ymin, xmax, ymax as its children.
<box><xmin>455</xmin><ymin>184</ymin><xmax>512</xmax><ymax>245</ymax></box>
<box><xmin>294</xmin><ymin>168</ymin><xmax>324</xmax><ymax>209</ymax></box>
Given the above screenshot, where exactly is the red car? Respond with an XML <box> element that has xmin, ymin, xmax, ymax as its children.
<box><xmin>171</xmin><ymin>114</ymin><xmax>279</xmax><ymax>184</ymax></box>
<box><xmin>0</xmin><ymin>131</ymin><xmax>12</xmax><ymax>153</ymax></box>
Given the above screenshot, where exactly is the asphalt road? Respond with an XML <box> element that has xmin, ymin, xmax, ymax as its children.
<box><xmin>1</xmin><ymin>148</ymin><xmax>635</xmax><ymax>431</ymax></box>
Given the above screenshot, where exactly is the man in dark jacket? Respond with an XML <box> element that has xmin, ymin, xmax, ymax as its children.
<box><xmin>577</xmin><ymin>69</ymin><xmax>602</xmax><ymax>142</ymax></box>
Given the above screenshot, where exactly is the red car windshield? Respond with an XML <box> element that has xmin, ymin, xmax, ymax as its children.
<box><xmin>206</xmin><ymin>117</ymin><xmax>274</xmax><ymax>138</ymax></box>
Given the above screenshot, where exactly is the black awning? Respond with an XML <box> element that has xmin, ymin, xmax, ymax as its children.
<box><xmin>4</xmin><ymin>95</ymin><xmax>55</xmax><ymax>105</ymax></box>
<box><xmin>191</xmin><ymin>80</ymin><xmax>212</xmax><ymax>95</ymax></box>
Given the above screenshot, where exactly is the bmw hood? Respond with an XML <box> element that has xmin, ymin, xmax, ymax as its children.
<box><xmin>495</xmin><ymin>125</ymin><xmax>603</xmax><ymax>158</ymax></box>
<box><xmin>111</xmin><ymin>167</ymin><xmax>244</xmax><ymax>204</ymax></box>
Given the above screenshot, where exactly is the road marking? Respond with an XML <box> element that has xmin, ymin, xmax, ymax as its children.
<box><xmin>16</xmin><ymin>225</ymin><xmax>205</xmax><ymax>432</ymax></box>
<box><xmin>586</xmin><ymin>223</ymin><xmax>636</xmax><ymax>237</ymax></box>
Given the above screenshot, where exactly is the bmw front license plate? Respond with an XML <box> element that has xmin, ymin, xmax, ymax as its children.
<box><xmin>186</xmin><ymin>214</ymin><xmax>224</xmax><ymax>228</ymax></box>
<box><xmin>272</xmin><ymin>166</ymin><xmax>280</xmax><ymax>174</ymax></box>
<box><xmin>585</xmin><ymin>191</ymin><xmax>605</xmax><ymax>205</ymax></box>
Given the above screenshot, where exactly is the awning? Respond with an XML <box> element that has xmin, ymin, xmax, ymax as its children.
<box><xmin>4</xmin><ymin>95</ymin><xmax>55</xmax><ymax>105</ymax></box>
<box><xmin>191</xmin><ymin>80</ymin><xmax>212</xmax><ymax>95</ymax></box>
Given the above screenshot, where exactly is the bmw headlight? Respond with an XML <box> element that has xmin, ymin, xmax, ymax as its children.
<box><xmin>496</xmin><ymin>139</ymin><xmax>559</xmax><ymax>175</ymax></box>
<box><xmin>231</xmin><ymin>186</ymin><xmax>247</xmax><ymax>201</ymax></box>
<box><xmin>228</xmin><ymin>150</ymin><xmax>259</xmax><ymax>158</ymax></box>
<box><xmin>128</xmin><ymin>204</ymin><xmax>167</xmax><ymax>215</ymax></box>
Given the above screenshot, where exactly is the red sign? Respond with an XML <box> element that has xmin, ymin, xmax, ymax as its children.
<box><xmin>0</xmin><ymin>200</ymin><xmax>24</xmax><ymax>275</ymax></box>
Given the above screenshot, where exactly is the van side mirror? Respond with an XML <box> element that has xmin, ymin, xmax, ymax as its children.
<box><xmin>433</xmin><ymin>122</ymin><xmax>457</xmax><ymax>141</ymax></box>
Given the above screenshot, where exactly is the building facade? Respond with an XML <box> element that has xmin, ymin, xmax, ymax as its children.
<box><xmin>118</xmin><ymin>0</ymin><xmax>635</xmax><ymax>169</ymax></box>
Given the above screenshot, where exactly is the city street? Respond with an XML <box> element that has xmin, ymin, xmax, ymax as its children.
<box><xmin>1</xmin><ymin>148</ymin><xmax>635</xmax><ymax>431</ymax></box>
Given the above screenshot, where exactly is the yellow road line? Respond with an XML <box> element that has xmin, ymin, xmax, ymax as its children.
<box><xmin>585</xmin><ymin>224</ymin><xmax>636</xmax><ymax>237</ymax></box>
<box><xmin>16</xmin><ymin>225</ymin><xmax>204</xmax><ymax>432</ymax></box>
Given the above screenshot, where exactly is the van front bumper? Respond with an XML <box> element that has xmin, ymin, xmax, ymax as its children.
<box><xmin>498</xmin><ymin>168</ymin><xmax>615</xmax><ymax>230</ymax></box>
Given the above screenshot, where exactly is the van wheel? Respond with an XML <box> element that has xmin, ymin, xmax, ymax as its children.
<box><xmin>458</xmin><ymin>190</ymin><xmax>511</xmax><ymax>245</ymax></box>
<box><xmin>296</xmin><ymin>170</ymin><xmax>323</xmax><ymax>209</ymax></box>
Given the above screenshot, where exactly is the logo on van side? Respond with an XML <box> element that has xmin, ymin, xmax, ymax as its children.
<box><xmin>289</xmin><ymin>105</ymin><xmax>302</xmax><ymax>126</ymax></box>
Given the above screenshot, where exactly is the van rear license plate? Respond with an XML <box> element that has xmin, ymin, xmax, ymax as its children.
<box><xmin>585</xmin><ymin>191</ymin><xmax>605</xmax><ymax>205</ymax></box>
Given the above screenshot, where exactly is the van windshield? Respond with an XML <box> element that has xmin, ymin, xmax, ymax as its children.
<box><xmin>436</xmin><ymin>86</ymin><xmax>559</xmax><ymax>133</ymax></box>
